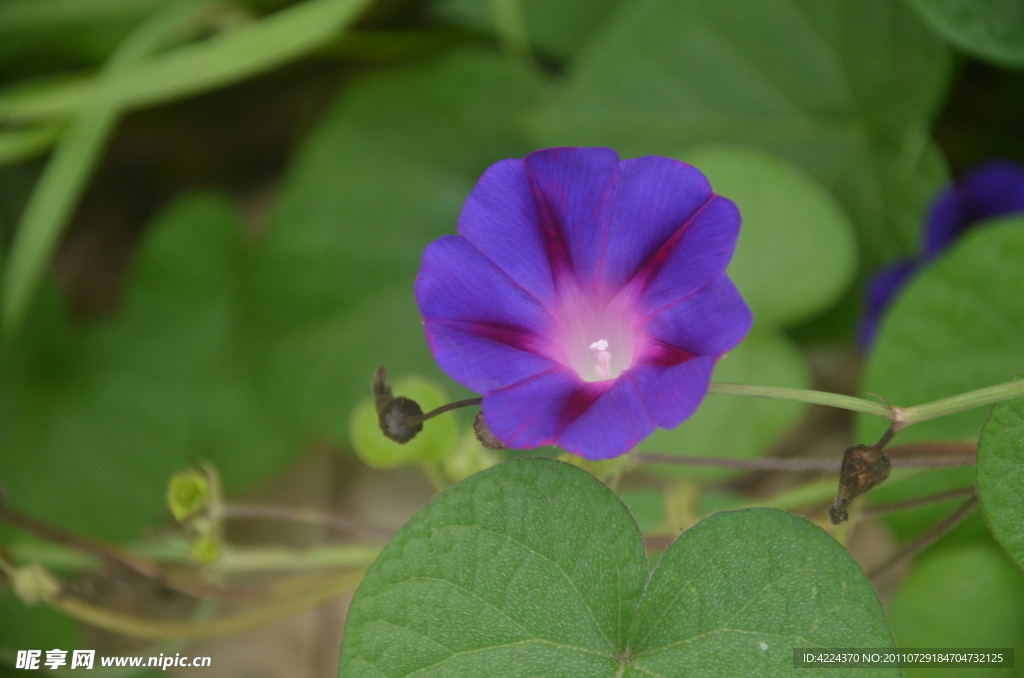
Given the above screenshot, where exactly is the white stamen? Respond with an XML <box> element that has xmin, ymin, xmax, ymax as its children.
<box><xmin>589</xmin><ymin>339</ymin><xmax>612</xmax><ymax>379</ymax></box>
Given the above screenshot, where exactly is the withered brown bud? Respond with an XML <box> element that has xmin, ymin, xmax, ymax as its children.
<box><xmin>371</xmin><ymin>366</ymin><xmax>423</xmax><ymax>444</ymax></box>
<box><xmin>473</xmin><ymin>411</ymin><xmax>506</xmax><ymax>450</ymax></box>
<box><xmin>829</xmin><ymin>443</ymin><xmax>892</xmax><ymax>524</ymax></box>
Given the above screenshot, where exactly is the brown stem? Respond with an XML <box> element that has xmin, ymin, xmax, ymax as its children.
<box><xmin>643</xmin><ymin>535</ymin><xmax>676</xmax><ymax>551</ymax></box>
<box><xmin>632</xmin><ymin>449</ymin><xmax>974</xmax><ymax>473</ymax></box>
<box><xmin>632</xmin><ymin>453</ymin><xmax>840</xmax><ymax>471</ymax></box>
<box><xmin>405</xmin><ymin>397</ymin><xmax>482</xmax><ymax>425</ymax></box>
<box><xmin>49</xmin><ymin>569</ymin><xmax>366</xmax><ymax>640</ymax></box>
<box><xmin>859</xmin><ymin>487</ymin><xmax>976</xmax><ymax>521</ymax></box>
<box><xmin>221</xmin><ymin>504</ymin><xmax>392</xmax><ymax>539</ymax></box>
<box><xmin>0</xmin><ymin>499</ymin><xmax>161</xmax><ymax>579</ymax></box>
<box><xmin>0</xmin><ymin>494</ymin><xmax>251</xmax><ymax>601</ymax></box>
<box><xmin>868</xmin><ymin>495</ymin><xmax>979</xmax><ymax>581</ymax></box>
<box><xmin>887</xmin><ymin>441</ymin><xmax>976</xmax><ymax>458</ymax></box>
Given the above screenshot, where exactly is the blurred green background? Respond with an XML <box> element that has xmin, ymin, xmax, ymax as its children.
<box><xmin>1</xmin><ymin>0</ymin><xmax>1024</xmax><ymax>675</ymax></box>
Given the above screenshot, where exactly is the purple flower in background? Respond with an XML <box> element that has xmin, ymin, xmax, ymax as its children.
<box><xmin>860</xmin><ymin>160</ymin><xmax>1024</xmax><ymax>349</ymax></box>
<box><xmin>923</xmin><ymin>161</ymin><xmax>1024</xmax><ymax>259</ymax></box>
<box><xmin>415</xmin><ymin>147</ymin><xmax>752</xmax><ymax>460</ymax></box>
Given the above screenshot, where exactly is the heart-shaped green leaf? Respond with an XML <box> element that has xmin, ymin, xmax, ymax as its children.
<box><xmin>977</xmin><ymin>370</ymin><xmax>1024</xmax><ymax>571</ymax></box>
<box><xmin>339</xmin><ymin>458</ymin><xmax>897</xmax><ymax>677</ymax></box>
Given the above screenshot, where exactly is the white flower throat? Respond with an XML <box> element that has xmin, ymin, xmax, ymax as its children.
<box><xmin>589</xmin><ymin>339</ymin><xmax>613</xmax><ymax>379</ymax></box>
<box><xmin>556</xmin><ymin>293</ymin><xmax>638</xmax><ymax>383</ymax></box>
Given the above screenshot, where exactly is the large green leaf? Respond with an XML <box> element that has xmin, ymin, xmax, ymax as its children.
<box><xmin>858</xmin><ymin>218</ymin><xmax>1024</xmax><ymax>445</ymax></box>
<box><xmin>529</xmin><ymin>0</ymin><xmax>951</xmax><ymax>272</ymax></box>
<box><xmin>0</xmin><ymin>194</ymin><xmax>295</xmax><ymax>541</ymax></box>
<box><xmin>887</xmin><ymin>543</ymin><xmax>1024</xmax><ymax>678</ymax></box>
<box><xmin>906</xmin><ymin>0</ymin><xmax>1024</xmax><ymax>68</ymax></box>
<box><xmin>250</xmin><ymin>48</ymin><xmax>544</xmax><ymax>438</ymax></box>
<box><xmin>977</xmin><ymin>372</ymin><xmax>1024</xmax><ymax>570</ymax></box>
<box><xmin>339</xmin><ymin>458</ymin><xmax>898</xmax><ymax>677</ymax></box>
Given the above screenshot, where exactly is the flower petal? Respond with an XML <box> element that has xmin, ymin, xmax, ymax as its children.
<box><xmin>457</xmin><ymin>159</ymin><xmax>558</xmax><ymax>308</ymax></box>
<box><xmin>925</xmin><ymin>160</ymin><xmax>1024</xmax><ymax>259</ymax></box>
<box><xmin>641</xmin><ymin>274</ymin><xmax>752</xmax><ymax>359</ymax></box>
<box><xmin>858</xmin><ymin>259</ymin><xmax>917</xmax><ymax>349</ymax></box>
<box><xmin>556</xmin><ymin>376</ymin><xmax>657</xmax><ymax>460</ymax></box>
<box><xmin>416</xmin><ymin>235</ymin><xmax>552</xmax><ymax>334</ymax></box>
<box><xmin>424</xmin><ymin>322</ymin><xmax>562</xmax><ymax>394</ymax></box>
<box><xmin>922</xmin><ymin>189</ymin><xmax>965</xmax><ymax>261</ymax></box>
<box><xmin>417</xmin><ymin>235</ymin><xmax>562</xmax><ymax>392</ymax></box>
<box><xmin>624</xmin><ymin>195</ymin><xmax>742</xmax><ymax>315</ymax></box>
<box><xmin>629</xmin><ymin>357</ymin><xmax>716</xmax><ymax>429</ymax></box>
<box><xmin>523</xmin><ymin>147</ymin><xmax>620</xmax><ymax>289</ymax></box>
<box><xmin>483</xmin><ymin>369</ymin><xmax>607</xmax><ymax>449</ymax></box>
<box><xmin>601</xmin><ymin>156</ymin><xmax>715</xmax><ymax>291</ymax></box>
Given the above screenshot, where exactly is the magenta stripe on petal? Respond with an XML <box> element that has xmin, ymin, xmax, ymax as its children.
<box><xmin>457</xmin><ymin>159</ymin><xmax>558</xmax><ymax>309</ymax></box>
<box><xmin>627</xmin><ymin>195</ymin><xmax>741</xmax><ymax>314</ymax></box>
<box><xmin>524</xmin><ymin>147</ymin><xmax>619</xmax><ymax>289</ymax></box>
<box><xmin>601</xmin><ymin>156</ymin><xmax>714</xmax><ymax>291</ymax></box>
<box><xmin>424</xmin><ymin>322</ymin><xmax>561</xmax><ymax>394</ymax></box>
<box><xmin>483</xmin><ymin>369</ymin><xmax>607</xmax><ymax>449</ymax></box>
<box><xmin>642</xmin><ymin>274</ymin><xmax>752</xmax><ymax>359</ymax></box>
<box><xmin>557</xmin><ymin>375</ymin><xmax>656</xmax><ymax>460</ymax></box>
<box><xmin>416</xmin><ymin>235</ymin><xmax>552</xmax><ymax>335</ymax></box>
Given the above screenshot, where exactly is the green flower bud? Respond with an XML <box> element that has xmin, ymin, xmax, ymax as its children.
<box><xmin>190</xmin><ymin>535</ymin><xmax>220</xmax><ymax>564</ymax></box>
<box><xmin>167</xmin><ymin>470</ymin><xmax>210</xmax><ymax>522</ymax></box>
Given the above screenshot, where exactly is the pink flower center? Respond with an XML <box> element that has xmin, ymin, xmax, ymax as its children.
<box><xmin>556</xmin><ymin>292</ymin><xmax>640</xmax><ymax>382</ymax></box>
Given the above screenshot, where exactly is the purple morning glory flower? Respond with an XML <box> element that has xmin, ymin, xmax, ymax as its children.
<box><xmin>923</xmin><ymin>160</ymin><xmax>1024</xmax><ymax>259</ymax></box>
<box><xmin>860</xmin><ymin>160</ymin><xmax>1024</xmax><ymax>350</ymax></box>
<box><xmin>414</xmin><ymin>147</ymin><xmax>752</xmax><ymax>460</ymax></box>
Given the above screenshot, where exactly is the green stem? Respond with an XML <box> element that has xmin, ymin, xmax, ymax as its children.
<box><xmin>707</xmin><ymin>383</ymin><xmax>893</xmax><ymax>418</ymax></box>
<box><xmin>490</xmin><ymin>0</ymin><xmax>532</xmax><ymax>61</ymax></box>
<box><xmin>215</xmin><ymin>544</ymin><xmax>381</xmax><ymax>573</ymax></box>
<box><xmin>6</xmin><ymin>538</ymin><xmax>382</xmax><ymax>573</ymax></box>
<box><xmin>0</xmin><ymin>123</ymin><xmax>63</xmax><ymax>166</ymax></box>
<box><xmin>901</xmin><ymin>379</ymin><xmax>1024</xmax><ymax>425</ymax></box>
<box><xmin>0</xmin><ymin>2</ymin><xmax>212</xmax><ymax>334</ymax></box>
<box><xmin>707</xmin><ymin>379</ymin><xmax>1024</xmax><ymax>426</ymax></box>
<box><xmin>718</xmin><ymin>468</ymin><xmax>926</xmax><ymax>514</ymax></box>
<box><xmin>0</xmin><ymin>0</ymin><xmax>375</xmax><ymax>123</ymax></box>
